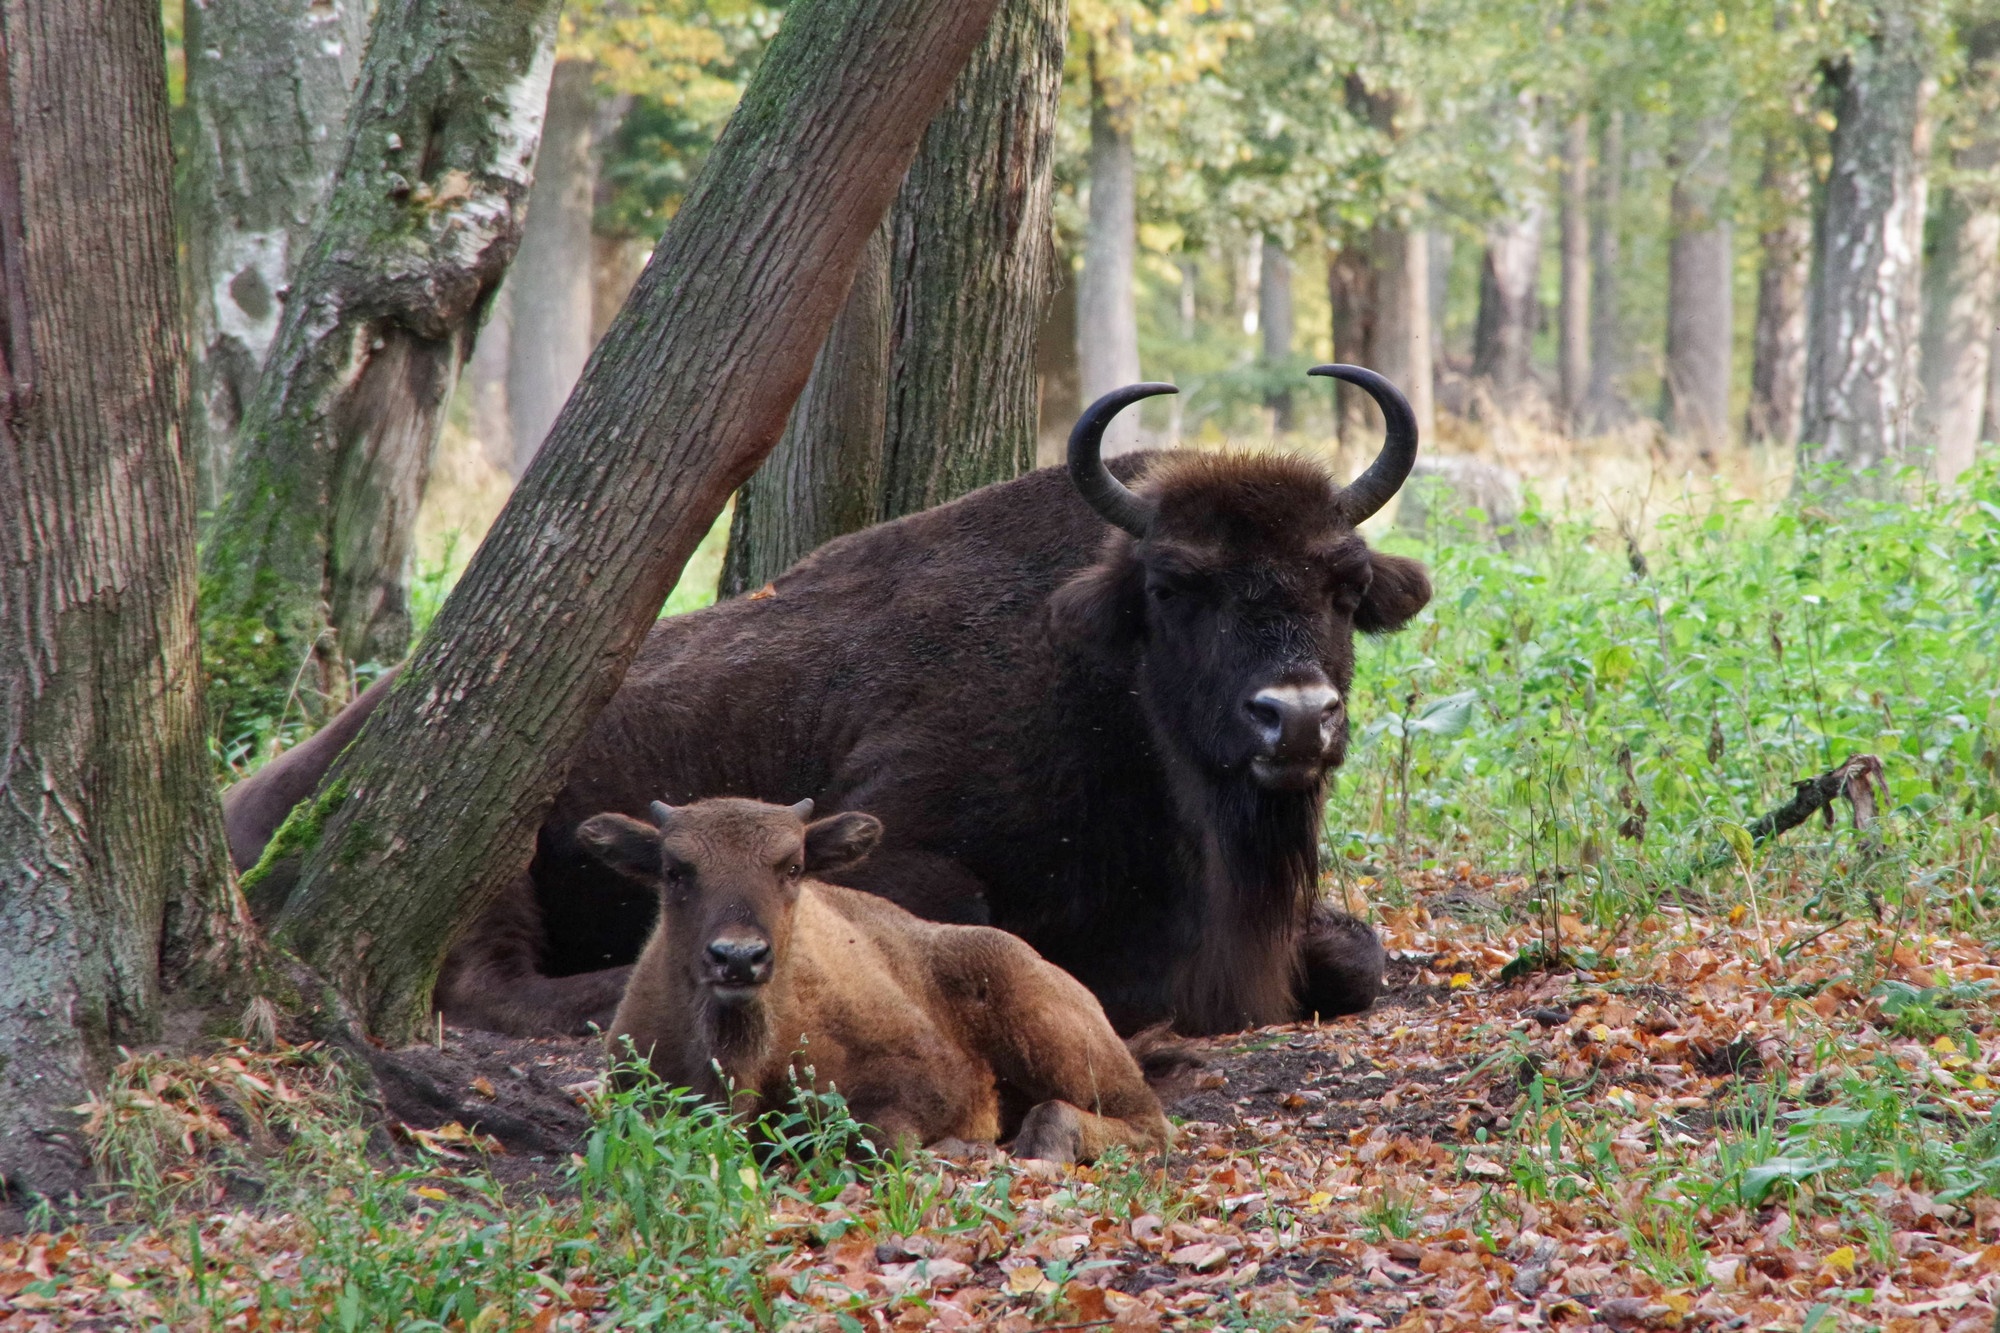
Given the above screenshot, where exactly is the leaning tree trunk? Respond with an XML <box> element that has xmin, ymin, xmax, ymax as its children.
<box><xmin>720</xmin><ymin>222</ymin><xmax>892</xmax><ymax>596</ymax></box>
<box><xmin>1473</xmin><ymin>195</ymin><xmax>1545</xmax><ymax>407</ymax></box>
<box><xmin>1661</xmin><ymin>113</ymin><xmax>1734</xmax><ymax>451</ymax></box>
<box><xmin>180</xmin><ymin>0</ymin><xmax>367</xmax><ymax>511</ymax></box>
<box><xmin>199</xmin><ymin>0</ymin><xmax>563</xmax><ymax>741</ymax></box>
<box><xmin>1747</xmin><ymin>129</ymin><xmax>1813</xmax><ymax>446</ymax></box>
<box><xmin>506</xmin><ymin>57</ymin><xmax>598</xmax><ymax>477</ymax></box>
<box><xmin>1581</xmin><ymin>109</ymin><xmax>1629</xmax><ymax>428</ymax></box>
<box><xmin>263</xmin><ymin>0</ymin><xmax>1004</xmax><ymax>1043</ymax></box>
<box><xmin>1798</xmin><ymin>0</ymin><xmax>1934</xmax><ymax>493</ymax></box>
<box><xmin>1077</xmin><ymin>17</ymin><xmax>1142</xmax><ymax>455</ymax></box>
<box><xmin>0</xmin><ymin>0</ymin><xmax>252</xmax><ymax>1201</ymax></box>
<box><xmin>877</xmin><ymin>0</ymin><xmax>1065</xmax><ymax>517</ymax></box>
<box><xmin>1261</xmin><ymin>236</ymin><xmax>1295</xmax><ymax>430</ymax></box>
<box><xmin>1557</xmin><ymin>110</ymin><xmax>1591</xmax><ymax>427</ymax></box>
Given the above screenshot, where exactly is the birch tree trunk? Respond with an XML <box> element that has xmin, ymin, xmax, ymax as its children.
<box><xmin>1798</xmin><ymin>0</ymin><xmax>1934</xmax><ymax>492</ymax></box>
<box><xmin>199</xmin><ymin>0</ymin><xmax>562</xmax><ymax>741</ymax></box>
<box><xmin>1</xmin><ymin>0</ymin><xmax>251</xmax><ymax>1201</ymax></box>
<box><xmin>1581</xmin><ymin>110</ymin><xmax>1628</xmax><ymax>428</ymax></box>
<box><xmin>877</xmin><ymin>0</ymin><xmax>1065</xmax><ymax>517</ymax></box>
<box><xmin>506</xmin><ymin>58</ymin><xmax>597</xmax><ymax>477</ymax></box>
<box><xmin>1747</xmin><ymin>131</ymin><xmax>1813</xmax><ymax>446</ymax></box>
<box><xmin>1558</xmin><ymin>111</ymin><xmax>1591</xmax><ymax>426</ymax></box>
<box><xmin>180</xmin><ymin>0</ymin><xmax>367</xmax><ymax>510</ymax></box>
<box><xmin>721</xmin><ymin>223</ymin><xmax>891</xmax><ymax>595</ymax></box>
<box><xmin>1077</xmin><ymin>19</ymin><xmax>1142</xmax><ymax>455</ymax></box>
<box><xmin>264</xmin><ymin>0</ymin><xmax>1004</xmax><ymax>1042</ymax></box>
<box><xmin>1261</xmin><ymin>236</ymin><xmax>1295</xmax><ymax>431</ymax></box>
<box><xmin>1661</xmin><ymin>114</ymin><xmax>1734</xmax><ymax>451</ymax></box>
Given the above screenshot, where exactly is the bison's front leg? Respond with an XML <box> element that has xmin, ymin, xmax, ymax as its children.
<box><xmin>437</xmin><ymin>874</ymin><xmax>632</xmax><ymax>1036</ymax></box>
<box><xmin>1293</xmin><ymin>904</ymin><xmax>1385</xmax><ymax>1021</ymax></box>
<box><xmin>1012</xmin><ymin>1098</ymin><xmax>1164</xmax><ymax>1165</ymax></box>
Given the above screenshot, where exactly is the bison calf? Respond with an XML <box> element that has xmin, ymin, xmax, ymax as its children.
<box><xmin>582</xmin><ymin>797</ymin><xmax>1171</xmax><ymax>1164</ymax></box>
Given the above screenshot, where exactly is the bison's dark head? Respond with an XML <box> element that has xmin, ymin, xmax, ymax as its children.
<box><xmin>577</xmin><ymin>797</ymin><xmax>881</xmax><ymax>1005</ymax></box>
<box><xmin>1049</xmin><ymin>367</ymin><xmax>1432</xmax><ymax>794</ymax></box>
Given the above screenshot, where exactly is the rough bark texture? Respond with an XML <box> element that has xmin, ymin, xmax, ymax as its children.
<box><xmin>1558</xmin><ymin>111</ymin><xmax>1591</xmax><ymax>425</ymax></box>
<box><xmin>264</xmin><ymin>0</ymin><xmax>1005</xmax><ymax>1042</ymax></box>
<box><xmin>720</xmin><ymin>222</ymin><xmax>892</xmax><ymax>595</ymax></box>
<box><xmin>1077</xmin><ymin>20</ymin><xmax>1142</xmax><ymax>455</ymax></box>
<box><xmin>1799</xmin><ymin>0</ymin><xmax>1934</xmax><ymax>491</ymax></box>
<box><xmin>1372</xmin><ymin>225</ymin><xmax>1436</xmax><ymax>446</ymax></box>
<box><xmin>1261</xmin><ymin>236</ymin><xmax>1295</xmax><ymax>430</ymax></box>
<box><xmin>1661</xmin><ymin>114</ymin><xmax>1734</xmax><ymax>451</ymax></box>
<box><xmin>1747</xmin><ymin>132</ymin><xmax>1813</xmax><ymax>446</ymax></box>
<box><xmin>1581</xmin><ymin>110</ymin><xmax>1628</xmax><ymax>429</ymax></box>
<box><xmin>1473</xmin><ymin>198</ymin><xmax>1545</xmax><ymax>406</ymax></box>
<box><xmin>199</xmin><ymin>0</ymin><xmax>563</xmax><ymax>739</ymax></box>
<box><xmin>0</xmin><ymin>0</ymin><xmax>248</xmax><ymax>1200</ymax></box>
<box><xmin>506</xmin><ymin>58</ymin><xmax>597</xmax><ymax>477</ymax></box>
<box><xmin>877</xmin><ymin>0</ymin><xmax>1066</xmax><ymax>517</ymax></box>
<box><xmin>180</xmin><ymin>0</ymin><xmax>368</xmax><ymax>511</ymax></box>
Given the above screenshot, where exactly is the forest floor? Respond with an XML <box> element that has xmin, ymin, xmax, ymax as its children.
<box><xmin>5</xmin><ymin>863</ymin><xmax>1998</xmax><ymax>1332</ymax></box>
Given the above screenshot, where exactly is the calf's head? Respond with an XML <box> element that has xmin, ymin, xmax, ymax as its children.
<box><xmin>577</xmin><ymin>798</ymin><xmax>882</xmax><ymax>1003</ymax></box>
<box><xmin>1051</xmin><ymin>367</ymin><xmax>1433</xmax><ymax>793</ymax></box>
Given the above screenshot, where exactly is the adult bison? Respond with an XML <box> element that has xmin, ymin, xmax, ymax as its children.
<box><xmin>229</xmin><ymin>367</ymin><xmax>1431</xmax><ymax>1037</ymax></box>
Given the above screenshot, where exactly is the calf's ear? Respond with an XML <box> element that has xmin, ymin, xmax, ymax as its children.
<box><xmin>577</xmin><ymin>813</ymin><xmax>663</xmax><ymax>881</ymax></box>
<box><xmin>1356</xmin><ymin>552</ymin><xmax>1431</xmax><ymax>634</ymax></box>
<box><xmin>803</xmin><ymin>811</ymin><xmax>882</xmax><ymax>873</ymax></box>
<box><xmin>1048</xmin><ymin>554</ymin><xmax>1143</xmax><ymax>660</ymax></box>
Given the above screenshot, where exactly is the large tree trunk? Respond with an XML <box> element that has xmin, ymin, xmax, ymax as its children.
<box><xmin>1328</xmin><ymin>238</ymin><xmax>1379</xmax><ymax>444</ymax></box>
<box><xmin>1747</xmin><ymin>131</ymin><xmax>1813</xmax><ymax>446</ymax></box>
<box><xmin>506</xmin><ymin>58</ymin><xmax>598</xmax><ymax>477</ymax></box>
<box><xmin>180</xmin><ymin>0</ymin><xmax>367</xmax><ymax>511</ymax></box>
<box><xmin>1581</xmin><ymin>109</ymin><xmax>1628</xmax><ymax>428</ymax></box>
<box><xmin>1371</xmin><ymin>225</ymin><xmax>1436</xmax><ymax>444</ymax></box>
<box><xmin>1661</xmin><ymin>114</ymin><xmax>1734</xmax><ymax>451</ymax></box>
<box><xmin>1261</xmin><ymin>236</ymin><xmax>1295</xmax><ymax>430</ymax></box>
<box><xmin>199</xmin><ymin>0</ymin><xmax>563</xmax><ymax>741</ymax></box>
<box><xmin>1557</xmin><ymin>111</ymin><xmax>1591</xmax><ymax>426</ymax></box>
<box><xmin>1799</xmin><ymin>0</ymin><xmax>1934</xmax><ymax>492</ymax></box>
<box><xmin>720</xmin><ymin>222</ymin><xmax>891</xmax><ymax>596</ymax></box>
<box><xmin>1077</xmin><ymin>18</ymin><xmax>1142</xmax><ymax>455</ymax></box>
<box><xmin>877</xmin><ymin>0</ymin><xmax>1065</xmax><ymax>517</ymax></box>
<box><xmin>0</xmin><ymin>0</ymin><xmax>251</xmax><ymax>1201</ymax></box>
<box><xmin>1473</xmin><ymin>197</ymin><xmax>1545</xmax><ymax>406</ymax></box>
<box><xmin>262</xmin><ymin>0</ymin><xmax>1004</xmax><ymax>1042</ymax></box>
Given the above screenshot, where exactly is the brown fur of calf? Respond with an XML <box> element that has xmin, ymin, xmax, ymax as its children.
<box><xmin>583</xmin><ymin>799</ymin><xmax>1171</xmax><ymax>1165</ymax></box>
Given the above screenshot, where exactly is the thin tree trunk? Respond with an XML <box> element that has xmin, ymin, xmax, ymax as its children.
<box><xmin>1799</xmin><ymin>0</ymin><xmax>1934</xmax><ymax>492</ymax></box>
<box><xmin>1747</xmin><ymin>132</ymin><xmax>1813</xmax><ymax>446</ymax></box>
<box><xmin>180</xmin><ymin>0</ymin><xmax>367</xmax><ymax>511</ymax></box>
<box><xmin>1077</xmin><ymin>18</ymin><xmax>1142</xmax><ymax>455</ymax></box>
<box><xmin>506</xmin><ymin>58</ymin><xmax>598</xmax><ymax>477</ymax></box>
<box><xmin>265</xmin><ymin>0</ymin><xmax>1005</xmax><ymax>1043</ymax></box>
<box><xmin>1</xmin><ymin>0</ymin><xmax>250</xmax><ymax>1200</ymax></box>
<box><xmin>1371</xmin><ymin>224</ymin><xmax>1436</xmax><ymax>444</ymax></box>
<box><xmin>199</xmin><ymin>0</ymin><xmax>563</xmax><ymax>741</ymax></box>
<box><xmin>1581</xmin><ymin>109</ymin><xmax>1628</xmax><ymax>427</ymax></box>
<box><xmin>1473</xmin><ymin>198</ymin><xmax>1545</xmax><ymax>405</ymax></box>
<box><xmin>1661</xmin><ymin>114</ymin><xmax>1734</xmax><ymax>451</ymax></box>
<box><xmin>1328</xmin><ymin>238</ymin><xmax>1379</xmax><ymax>443</ymax></box>
<box><xmin>720</xmin><ymin>222</ymin><xmax>891</xmax><ymax>595</ymax></box>
<box><xmin>1261</xmin><ymin>236</ymin><xmax>1295</xmax><ymax>430</ymax></box>
<box><xmin>877</xmin><ymin>0</ymin><xmax>1065</xmax><ymax>517</ymax></box>
<box><xmin>1558</xmin><ymin>111</ymin><xmax>1591</xmax><ymax>426</ymax></box>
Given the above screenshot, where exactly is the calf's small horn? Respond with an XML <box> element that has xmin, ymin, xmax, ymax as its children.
<box><xmin>1068</xmin><ymin>382</ymin><xmax>1177</xmax><ymax>538</ymax></box>
<box><xmin>789</xmin><ymin>799</ymin><xmax>814</xmax><ymax>820</ymax></box>
<box><xmin>1308</xmin><ymin>364</ymin><xmax>1418</xmax><ymax>524</ymax></box>
<box><xmin>649</xmin><ymin>800</ymin><xmax>678</xmax><ymax>827</ymax></box>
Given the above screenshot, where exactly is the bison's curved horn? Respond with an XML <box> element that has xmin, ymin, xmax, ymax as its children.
<box><xmin>648</xmin><ymin>800</ymin><xmax>678</xmax><ymax>828</ymax></box>
<box><xmin>1308</xmin><ymin>364</ymin><xmax>1418</xmax><ymax>524</ymax></box>
<box><xmin>788</xmin><ymin>798</ymin><xmax>815</xmax><ymax>821</ymax></box>
<box><xmin>1068</xmin><ymin>382</ymin><xmax>1177</xmax><ymax>538</ymax></box>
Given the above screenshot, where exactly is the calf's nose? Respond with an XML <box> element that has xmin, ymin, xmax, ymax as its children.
<box><xmin>705</xmin><ymin>937</ymin><xmax>772</xmax><ymax>984</ymax></box>
<box><xmin>1245</xmin><ymin>683</ymin><xmax>1341</xmax><ymax>759</ymax></box>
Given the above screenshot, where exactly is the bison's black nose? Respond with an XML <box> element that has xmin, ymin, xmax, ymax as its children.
<box><xmin>1245</xmin><ymin>682</ymin><xmax>1340</xmax><ymax>760</ymax></box>
<box><xmin>705</xmin><ymin>938</ymin><xmax>772</xmax><ymax>986</ymax></box>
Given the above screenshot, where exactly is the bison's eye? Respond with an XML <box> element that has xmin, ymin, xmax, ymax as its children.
<box><xmin>786</xmin><ymin>863</ymin><xmax>803</xmax><ymax>880</ymax></box>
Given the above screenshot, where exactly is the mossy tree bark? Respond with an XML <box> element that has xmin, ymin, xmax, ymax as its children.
<box><xmin>0</xmin><ymin>0</ymin><xmax>254</xmax><ymax>1201</ymax></box>
<box><xmin>180</xmin><ymin>0</ymin><xmax>367</xmax><ymax>511</ymax></box>
<box><xmin>265</xmin><ymin>0</ymin><xmax>1005</xmax><ymax>1044</ymax></box>
<box><xmin>199</xmin><ymin>0</ymin><xmax>563</xmax><ymax>741</ymax></box>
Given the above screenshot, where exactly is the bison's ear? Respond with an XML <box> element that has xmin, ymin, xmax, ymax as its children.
<box><xmin>803</xmin><ymin>811</ymin><xmax>882</xmax><ymax>873</ymax></box>
<box><xmin>1048</xmin><ymin>556</ymin><xmax>1143</xmax><ymax>659</ymax></box>
<box><xmin>577</xmin><ymin>813</ymin><xmax>663</xmax><ymax>881</ymax></box>
<box><xmin>1356</xmin><ymin>552</ymin><xmax>1431</xmax><ymax>634</ymax></box>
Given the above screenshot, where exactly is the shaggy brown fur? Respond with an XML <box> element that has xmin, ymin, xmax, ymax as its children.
<box><xmin>584</xmin><ymin>798</ymin><xmax>1171</xmax><ymax>1164</ymax></box>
